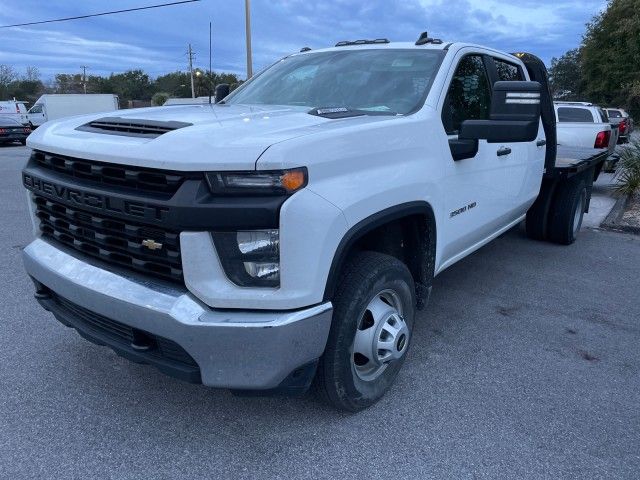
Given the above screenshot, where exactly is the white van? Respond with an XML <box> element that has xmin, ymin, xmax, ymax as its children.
<box><xmin>0</xmin><ymin>100</ymin><xmax>29</xmax><ymax>125</ymax></box>
<box><xmin>27</xmin><ymin>94</ymin><xmax>119</xmax><ymax>128</ymax></box>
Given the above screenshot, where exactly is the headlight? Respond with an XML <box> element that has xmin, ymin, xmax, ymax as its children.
<box><xmin>205</xmin><ymin>168</ymin><xmax>307</xmax><ymax>196</ymax></box>
<box><xmin>211</xmin><ymin>229</ymin><xmax>280</xmax><ymax>287</ymax></box>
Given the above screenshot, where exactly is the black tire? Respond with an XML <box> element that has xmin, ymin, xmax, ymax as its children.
<box><xmin>548</xmin><ymin>178</ymin><xmax>587</xmax><ymax>245</ymax></box>
<box><xmin>314</xmin><ymin>251</ymin><xmax>416</xmax><ymax>412</ymax></box>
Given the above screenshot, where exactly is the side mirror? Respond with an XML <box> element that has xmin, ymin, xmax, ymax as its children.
<box><xmin>215</xmin><ymin>84</ymin><xmax>230</xmax><ymax>103</ymax></box>
<box><xmin>460</xmin><ymin>81</ymin><xmax>542</xmax><ymax>143</ymax></box>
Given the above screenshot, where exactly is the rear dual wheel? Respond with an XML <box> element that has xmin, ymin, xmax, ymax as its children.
<box><xmin>314</xmin><ymin>252</ymin><xmax>415</xmax><ymax>412</ymax></box>
<box><xmin>548</xmin><ymin>178</ymin><xmax>587</xmax><ymax>245</ymax></box>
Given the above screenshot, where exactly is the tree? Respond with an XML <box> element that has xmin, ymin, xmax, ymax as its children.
<box><xmin>0</xmin><ymin>65</ymin><xmax>44</xmax><ymax>104</ymax></box>
<box><xmin>191</xmin><ymin>69</ymin><xmax>242</xmax><ymax>97</ymax></box>
<box><xmin>108</xmin><ymin>70</ymin><xmax>153</xmax><ymax>103</ymax></box>
<box><xmin>24</xmin><ymin>66</ymin><xmax>40</xmax><ymax>82</ymax></box>
<box><xmin>581</xmin><ymin>0</ymin><xmax>640</xmax><ymax>117</ymax></box>
<box><xmin>54</xmin><ymin>73</ymin><xmax>84</xmax><ymax>93</ymax></box>
<box><xmin>155</xmin><ymin>71</ymin><xmax>191</xmax><ymax>98</ymax></box>
<box><xmin>1</xmin><ymin>64</ymin><xmax>241</xmax><ymax>106</ymax></box>
<box><xmin>0</xmin><ymin>65</ymin><xmax>17</xmax><ymax>99</ymax></box>
<box><xmin>7</xmin><ymin>78</ymin><xmax>45</xmax><ymax>104</ymax></box>
<box><xmin>549</xmin><ymin>49</ymin><xmax>583</xmax><ymax>100</ymax></box>
<box><xmin>151</xmin><ymin>92</ymin><xmax>170</xmax><ymax>106</ymax></box>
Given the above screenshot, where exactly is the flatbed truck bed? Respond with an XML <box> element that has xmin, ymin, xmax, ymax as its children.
<box><xmin>549</xmin><ymin>145</ymin><xmax>609</xmax><ymax>179</ymax></box>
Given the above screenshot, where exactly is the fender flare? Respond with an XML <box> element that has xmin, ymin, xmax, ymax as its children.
<box><xmin>323</xmin><ymin>201</ymin><xmax>437</xmax><ymax>307</ymax></box>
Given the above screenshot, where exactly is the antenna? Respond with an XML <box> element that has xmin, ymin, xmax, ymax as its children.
<box><xmin>208</xmin><ymin>21</ymin><xmax>213</xmax><ymax>104</ymax></box>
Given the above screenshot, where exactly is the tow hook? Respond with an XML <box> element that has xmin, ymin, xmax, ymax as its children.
<box><xmin>130</xmin><ymin>330</ymin><xmax>156</xmax><ymax>352</ymax></box>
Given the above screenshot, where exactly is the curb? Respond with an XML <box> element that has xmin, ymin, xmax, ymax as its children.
<box><xmin>600</xmin><ymin>194</ymin><xmax>640</xmax><ymax>235</ymax></box>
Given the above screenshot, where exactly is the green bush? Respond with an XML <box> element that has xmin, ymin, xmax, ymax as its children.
<box><xmin>614</xmin><ymin>137</ymin><xmax>640</xmax><ymax>196</ymax></box>
<box><xmin>151</xmin><ymin>92</ymin><xmax>170</xmax><ymax>106</ymax></box>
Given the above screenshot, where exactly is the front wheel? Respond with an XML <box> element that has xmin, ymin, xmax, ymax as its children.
<box><xmin>314</xmin><ymin>251</ymin><xmax>416</xmax><ymax>412</ymax></box>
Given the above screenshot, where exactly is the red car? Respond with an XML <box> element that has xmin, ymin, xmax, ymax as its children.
<box><xmin>606</xmin><ymin>108</ymin><xmax>634</xmax><ymax>143</ymax></box>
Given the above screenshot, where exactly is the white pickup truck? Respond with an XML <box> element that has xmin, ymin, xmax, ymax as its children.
<box><xmin>555</xmin><ymin>102</ymin><xmax>619</xmax><ymax>158</ymax></box>
<box><xmin>21</xmin><ymin>35</ymin><xmax>608</xmax><ymax>411</ymax></box>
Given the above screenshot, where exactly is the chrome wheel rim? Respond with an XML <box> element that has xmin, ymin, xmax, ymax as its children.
<box><xmin>573</xmin><ymin>189</ymin><xmax>586</xmax><ymax>236</ymax></box>
<box><xmin>352</xmin><ymin>289</ymin><xmax>409</xmax><ymax>382</ymax></box>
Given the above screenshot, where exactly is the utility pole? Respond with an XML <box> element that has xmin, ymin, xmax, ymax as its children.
<box><xmin>80</xmin><ymin>65</ymin><xmax>88</xmax><ymax>94</ymax></box>
<box><xmin>188</xmin><ymin>43</ymin><xmax>195</xmax><ymax>98</ymax></box>
<box><xmin>208</xmin><ymin>22</ymin><xmax>213</xmax><ymax>104</ymax></box>
<box><xmin>245</xmin><ymin>0</ymin><xmax>252</xmax><ymax>79</ymax></box>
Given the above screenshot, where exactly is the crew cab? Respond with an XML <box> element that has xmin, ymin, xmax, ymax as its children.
<box><xmin>21</xmin><ymin>35</ymin><xmax>608</xmax><ymax>411</ymax></box>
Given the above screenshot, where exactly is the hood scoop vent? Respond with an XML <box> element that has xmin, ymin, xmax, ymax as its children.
<box><xmin>76</xmin><ymin>117</ymin><xmax>192</xmax><ymax>138</ymax></box>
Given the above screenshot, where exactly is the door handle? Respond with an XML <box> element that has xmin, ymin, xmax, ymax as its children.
<box><xmin>536</xmin><ymin>139</ymin><xmax>547</xmax><ymax>147</ymax></box>
<box><xmin>497</xmin><ymin>147</ymin><xmax>512</xmax><ymax>157</ymax></box>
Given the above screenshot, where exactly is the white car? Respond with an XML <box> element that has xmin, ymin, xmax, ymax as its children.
<box><xmin>21</xmin><ymin>36</ymin><xmax>608</xmax><ymax>411</ymax></box>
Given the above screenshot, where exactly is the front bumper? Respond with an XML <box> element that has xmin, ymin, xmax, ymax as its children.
<box><xmin>22</xmin><ymin>238</ymin><xmax>333</xmax><ymax>390</ymax></box>
<box><xmin>1</xmin><ymin>133</ymin><xmax>28</xmax><ymax>142</ymax></box>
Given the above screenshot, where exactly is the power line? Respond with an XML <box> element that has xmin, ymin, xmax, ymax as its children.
<box><xmin>0</xmin><ymin>0</ymin><xmax>200</xmax><ymax>29</ymax></box>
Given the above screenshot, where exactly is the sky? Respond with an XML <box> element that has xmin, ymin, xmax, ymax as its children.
<box><xmin>0</xmin><ymin>0</ymin><xmax>607</xmax><ymax>82</ymax></box>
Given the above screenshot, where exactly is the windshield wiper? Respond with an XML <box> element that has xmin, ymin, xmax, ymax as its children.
<box><xmin>308</xmin><ymin>107</ymin><xmax>397</xmax><ymax>119</ymax></box>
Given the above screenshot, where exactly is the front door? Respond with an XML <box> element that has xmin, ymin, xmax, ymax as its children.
<box><xmin>438</xmin><ymin>52</ymin><xmax>528</xmax><ymax>266</ymax></box>
<box><xmin>28</xmin><ymin>104</ymin><xmax>46</xmax><ymax>126</ymax></box>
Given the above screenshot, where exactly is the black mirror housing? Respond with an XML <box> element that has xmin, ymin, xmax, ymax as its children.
<box><xmin>460</xmin><ymin>80</ymin><xmax>542</xmax><ymax>143</ymax></box>
<box><xmin>215</xmin><ymin>84</ymin><xmax>230</xmax><ymax>103</ymax></box>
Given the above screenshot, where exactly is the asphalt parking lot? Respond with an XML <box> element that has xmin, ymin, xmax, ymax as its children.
<box><xmin>1</xmin><ymin>145</ymin><xmax>639</xmax><ymax>479</ymax></box>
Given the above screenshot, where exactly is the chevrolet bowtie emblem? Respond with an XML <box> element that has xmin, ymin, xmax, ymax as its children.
<box><xmin>141</xmin><ymin>239</ymin><xmax>163</xmax><ymax>250</ymax></box>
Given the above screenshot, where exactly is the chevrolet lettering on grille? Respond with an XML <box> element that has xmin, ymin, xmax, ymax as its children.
<box><xmin>22</xmin><ymin>173</ymin><xmax>170</xmax><ymax>222</ymax></box>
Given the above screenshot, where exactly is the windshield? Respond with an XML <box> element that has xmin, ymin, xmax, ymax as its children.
<box><xmin>226</xmin><ymin>49</ymin><xmax>444</xmax><ymax>115</ymax></box>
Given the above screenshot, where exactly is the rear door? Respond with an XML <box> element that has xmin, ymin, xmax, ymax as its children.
<box><xmin>488</xmin><ymin>56</ymin><xmax>545</xmax><ymax>216</ymax></box>
<box><xmin>438</xmin><ymin>51</ymin><xmax>531</xmax><ymax>263</ymax></box>
<box><xmin>0</xmin><ymin>102</ymin><xmax>22</xmax><ymax>124</ymax></box>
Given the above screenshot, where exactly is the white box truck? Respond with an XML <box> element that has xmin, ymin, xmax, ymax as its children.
<box><xmin>27</xmin><ymin>94</ymin><xmax>119</xmax><ymax>128</ymax></box>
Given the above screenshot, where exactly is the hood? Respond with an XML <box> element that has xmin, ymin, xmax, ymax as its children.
<box><xmin>26</xmin><ymin>104</ymin><xmax>335</xmax><ymax>171</ymax></box>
